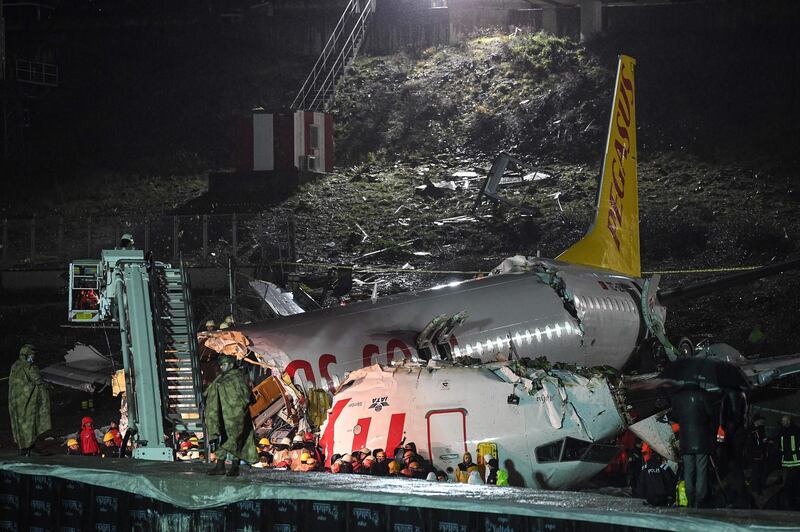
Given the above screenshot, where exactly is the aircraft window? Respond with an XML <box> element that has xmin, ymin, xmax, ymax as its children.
<box><xmin>562</xmin><ymin>437</ymin><xmax>591</xmax><ymax>462</ymax></box>
<box><xmin>535</xmin><ymin>440</ymin><xmax>564</xmax><ymax>463</ymax></box>
<box><xmin>583</xmin><ymin>443</ymin><xmax>623</xmax><ymax>464</ymax></box>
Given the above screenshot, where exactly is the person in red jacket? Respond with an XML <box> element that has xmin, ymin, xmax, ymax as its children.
<box><xmin>80</xmin><ymin>416</ymin><xmax>100</xmax><ymax>456</ymax></box>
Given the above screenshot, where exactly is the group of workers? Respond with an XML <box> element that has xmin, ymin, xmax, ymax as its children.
<box><xmin>204</xmin><ymin>316</ymin><xmax>235</xmax><ymax>332</ymax></box>
<box><xmin>243</xmin><ymin>436</ymin><xmax>505</xmax><ymax>485</ymax></box>
<box><xmin>65</xmin><ymin>416</ymin><xmax>123</xmax><ymax>458</ymax></box>
<box><xmin>625</xmin><ymin>381</ymin><xmax>800</xmax><ymax>510</ymax></box>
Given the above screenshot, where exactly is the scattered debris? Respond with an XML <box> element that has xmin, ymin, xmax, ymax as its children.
<box><xmin>354</xmin><ymin>222</ymin><xmax>369</xmax><ymax>242</ymax></box>
<box><xmin>452</xmin><ymin>170</ymin><xmax>480</xmax><ymax>178</ymax></box>
<box><xmin>434</xmin><ymin>215</ymin><xmax>478</xmax><ymax>225</ymax></box>
<box><xmin>549</xmin><ymin>191</ymin><xmax>563</xmax><ymax>211</ymax></box>
<box><xmin>358</xmin><ymin>239</ymin><xmax>418</xmax><ymax>259</ymax></box>
<box><xmin>415</xmin><ymin>177</ymin><xmax>456</xmax><ymax>196</ymax></box>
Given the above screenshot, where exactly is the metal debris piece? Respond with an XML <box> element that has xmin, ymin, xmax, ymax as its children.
<box><xmin>549</xmin><ymin>191</ymin><xmax>563</xmax><ymax>211</ymax></box>
<box><xmin>40</xmin><ymin>343</ymin><xmax>113</xmax><ymax>393</ymax></box>
<box><xmin>453</xmin><ymin>170</ymin><xmax>480</xmax><ymax>178</ymax></box>
<box><xmin>473</xmin><ymin>153</ymin><xmax>541</xmax><ymax>214</ymax></box>
<box><xmin>354</xmin><ymin>222</ymin><xmax>369</xmax><ymax>242</ymax></box>
<box><xmin>358</xmin><ymin>239</ymin><xmax>418</xmax><ymax>259</ymax></box>
<box><xmin>249</xmin><ymin>280</ymin><xmax>305</xmax><ymax>316</ymax></box>
<box><xmin>434</xmin><ymin>215</ymin><xmax>478</xmax><ymax>225</ymax></box>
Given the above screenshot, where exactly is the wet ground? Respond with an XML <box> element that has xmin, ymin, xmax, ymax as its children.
<box><xmin>1</xmin><ymin>453</ymin><xmax>799</xmax><ymax>531</ymax></box>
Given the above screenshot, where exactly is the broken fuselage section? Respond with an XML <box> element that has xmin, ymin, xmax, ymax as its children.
<box><xmin>240</xmin><ymin>257</ymin><xmax>659</xmax><ymax>394</ymax></box>
<box><xmin>319</xmin><ymin>361</ymin><xmax>628</xmax><ymax>490</ymax></box>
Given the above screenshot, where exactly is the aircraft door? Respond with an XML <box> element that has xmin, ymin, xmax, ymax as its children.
<box><xmin>426</xmin><ymin>408</ymin><xmax>467</xmax><ymax>474</ymax></box>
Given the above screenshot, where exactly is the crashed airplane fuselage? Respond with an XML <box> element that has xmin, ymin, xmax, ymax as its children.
<box><xmin>242</xmin><ymin>261</ymin><xmax>647</xmax><ymax>393</ymax></box>
<box><xmin>318</xmin><ymin>363</ymin><xmax>627</xmax><ymax>489</ymax></box>
<box><xmin>242</xmin><ymin>54</ymin><xmax>645</xmax><ymax>392</ymax></box>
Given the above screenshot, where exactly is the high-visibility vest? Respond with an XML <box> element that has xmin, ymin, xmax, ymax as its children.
<box><xmin>780</xmin><ymin>434</ymin><xmax>800</xmax><ymax>468</ymax></box>
<box><xmin>676</xmin><ymin>480</ymin><xmax>688</xmax><ymax>507</ymax></box>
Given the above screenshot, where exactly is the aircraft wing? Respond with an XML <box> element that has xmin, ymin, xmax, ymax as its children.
<box><xmin>738</xmin><ymin>353</ymin><xmax>800</xmax><ymax>387</ymax></box>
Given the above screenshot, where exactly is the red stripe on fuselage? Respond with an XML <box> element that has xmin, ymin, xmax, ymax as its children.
<box><xmin>319</xmin><ymin>398</ymin><xmax>350</xmax><ymax>466</ymax></box>
<box><xmin>351</xmin><ymin>417</ymin><xmax>372</xmax><ymax>453</ymax></box>
<box><xmin>385</xmin><ymin>413</ymin><xmax>406</xmax><ymax>456</ymax></box>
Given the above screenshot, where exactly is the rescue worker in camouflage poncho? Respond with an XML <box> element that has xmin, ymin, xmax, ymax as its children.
<box><xmin>205</xmin><ymin>355</ymin><xmax>257</xmax><ymax>476</ymax></box>
<box><xmin>9</xmin><ymin>344</ymin><xmax>51</xmax><ymax>455</ymax></box>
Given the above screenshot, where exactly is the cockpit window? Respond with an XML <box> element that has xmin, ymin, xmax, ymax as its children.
<box><xmin>535</xmin><ymin>440</ymin><xmax>564</xmax><ymax>463</ymax></box>
<box><xmin>535</xmin><ymin>437</ymin><xmax>620</xmax><ymax>464</ymax></box>
<box><xmin>562</xmin><ymin>437</ymin><xmax>591</xmax><ymax>462</ymax></box>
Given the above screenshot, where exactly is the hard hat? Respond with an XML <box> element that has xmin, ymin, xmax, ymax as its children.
<box><xmin>66</xmin><ymin>438</ymin><xmax>78</xmax><ymax>447</ymax></box>
<box><xmin>224</xmin><ymin>315</ymin><xmax>234</xmax><ymax>324</ymax></box>
<box><xmin>121</xmin><ymin>233</ymin><xmax>134</xmax><ymax>242</ymax></box>
<box><xmin>292</xmin><ymin>434</ymin><xmax>303</xmax><ymax>444</ymax></box>
<box><xmin>19</xmin><ymin>344</ymin><xmax>36</xmax><ymax>357</ymax></box>
<box><xmin>483</xmin><ymin>454</ymin><xmax>493</xmax><ymax>463</ymax></box>
<box><xmin>82</xmin><ymin>416</ymin><xmax>93</xmax><ymax>426</ymax></box>
<box><xmin>219</xmin><ymin>322</ymin><xmax>230</xmax><ymax>330</ymax></box>
<box><xmin>259</xmin><ymin>438</ymin><xmax>270</xmax><ymax>446</ymax></box>
<box><xmin>360</xmin><ymin>447</ymin><xmax>371</xmax><ymax>456</ymax></box>
<box><xmin>341</xmin><ymin>454</ymin><xmax>352</xmax><ymax>463</ymax></box>
<box><xmin>103</xmin><ymin>432</ymin><xmax>115</xmax><ymax>443</ymax></box>
<box><xmin>205</xmin><ymin>320</ymin><xmax>216</xmax><ymax>328</ymax></box>
<box><xmin>180</xmin><ymin>441</ymin><xmax>192</xmax><ymax>451</ymax></box>
<box><xmin>189</xmin><ymin>436</ymin><xmax>200</xmax><ymax>444</ymax></box>
<box><xmin>280</xmin><ymin>437</ymin><xmax>292</xmax><ymax>446</ymax></box>
<box><xmin>300</xmin><ymin>452</ymin><xmax>311</xmax><ymax>462</ymax></box>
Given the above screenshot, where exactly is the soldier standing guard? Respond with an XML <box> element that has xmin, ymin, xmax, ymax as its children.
<box><xmin>9</xmin><ymin>344</ymin><xmax>51</xmax><ymax>456</ymax></box>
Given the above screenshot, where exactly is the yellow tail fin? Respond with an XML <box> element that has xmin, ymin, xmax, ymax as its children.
<box><xmin>557</xmin><ymin>55</ymin><xmax>640</xmax><ymax>277</ymax></box>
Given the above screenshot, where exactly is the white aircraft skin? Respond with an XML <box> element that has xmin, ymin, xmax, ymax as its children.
<box><xmin>242</xmin><ymin>261</ymin><xmax>647</xmax><ymax>393</ymax></box>
<box><xmin>318</xmin><ymin>363</ymin><xmax>627</xmax><ymax>489</ymax></box>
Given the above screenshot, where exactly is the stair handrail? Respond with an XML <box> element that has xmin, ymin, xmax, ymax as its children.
<box><xmin>291</xmin><ymin>0</ymin><xmax>364</xmax><ymax>110</ymax></box>
<box><xmin>307</xmin><ymin>0</ymin><xmax>374</xmax><ymax>111</ymax></box>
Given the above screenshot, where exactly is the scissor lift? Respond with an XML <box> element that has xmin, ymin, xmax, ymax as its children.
<box><xmin>68</xmin><ymin>250</ymin><xmax>206</xmax><ymax>461</ymax></box>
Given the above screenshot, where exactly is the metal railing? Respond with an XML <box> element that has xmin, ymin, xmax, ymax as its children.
<box><xmin>0</xmin><ymin>211</ymin><xmax>295</xmax><ymax>269</ymax></box>
<box><xmin>15</xmin><ymin>58</ymin><xmax>59</xmax><ymax>86</ymax></box>
<box><xmin>291</xmin><ymin>0</ymin><xmax>375</xmax><ymax>112</ymax></box>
